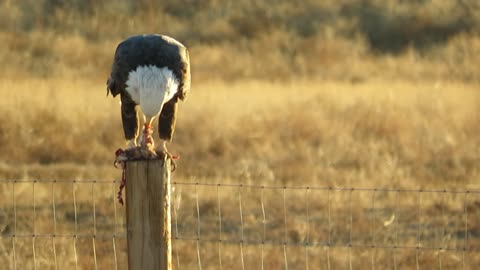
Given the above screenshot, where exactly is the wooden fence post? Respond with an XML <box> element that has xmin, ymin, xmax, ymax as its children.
<box><xmin>125</xmin><ymin>157</ymin><xmax>172</xmax><ymax>270</ymax></box>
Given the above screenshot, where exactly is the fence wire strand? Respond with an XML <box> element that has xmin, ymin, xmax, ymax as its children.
<box><xmin>51</xmin><ymin>182</ymin><xmax>57</xmax><ymax>270</ymax></box>
<box><xmin>370</xmin><ymin>189</ymin><xmax>376</xmax><ymax>270</ymax></box>
<box><xmin>12</xmin><ymin>182</ymin><xmax>16</xmax><ymax>270</ymax></box>
<box><xmin>261</xmin><ymin>186</ymin><xmax>266</xmax><ymax>270</ymax></box>
<box><xmin>348</xmin><ymin>189</ymin><xmax>353</xmax><ymax>270</ymax></box>
<box><xmin>72</xmin><ymin>181</ymin><xmax>78</xmax><ymax>270</ymax></box>
<box><xmin>195</xmin><ymin>183</ymin><xmax>202</xmax><ymax>270</ymax></box>
<box><xmin>463</xmin><ymin>192</ymin><xmax>468</xmax><ymax>270</ymax></box>
<box><xmin>327</xmin><ymin>188</ymin><xmax>331</xmax><ymax>270</ymax></box>
<box><xmin>32</xmin><ymin>181</ymin><xmax>37</xmax><ymax>270</ymax></box>
<box><xmin>173</xmin><ymin>185</ymin><xmax>181</xmax><ymax>270</ymax></box>
<box><xmin>216</xmin><ymin>184</ymin><xmax>223</xmax><ymax>270</ymax></box>
<box><xmin>283</xmin><ymin>187</ymin><xmax>288</xmax><ymax>270</ymax></box>
<box><xmin>238</xmin><ymin>186</ymin><xmax>245</xmax><ymax>270</ymax></box>
<box><xmin>416</xmin><ymin>191</ymin><xmax>421</xmax><ymax>270</ymax></box>
<box><xmin>305</xmin><ymin>188</ymin><xmax>310</xmax><ymax>270</ymax></box>
<box><xmin>393</xmin><ymin>190</ymin><xmax>399</xmax><ymax>270</ymax></box>
<box><xmin>92</xmin><ymin>181</ymin><xmax>98</xmax><ymax>270</ymax></box>
<box><xmin>439</xmin><ymin>190</ymin><xmax>447</xmax><ymax>270</ymax></box>
<box><xmin>111</xmin><ymin>182</ymin><xmax>118</xmax><ymax>270</ymax></box>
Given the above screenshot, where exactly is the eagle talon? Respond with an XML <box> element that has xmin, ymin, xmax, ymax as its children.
<box><xmin>171</xmin><ymin>159</ymin><xmax>176</xmax><ymax>172</ymax></box>
<box><xmin>164</xmin><ymin>147</ymin><xmax>179</xmax><ymax>172</ymax></box>
<box><xmin>165</xmin><ymin>151</ymin><xmax>177</xmax><ymax>172</ymax></box>
<box><xmin>114</xmin><ymin>148</ymin><xmax>127</xmax><ymax>168</ymax></box>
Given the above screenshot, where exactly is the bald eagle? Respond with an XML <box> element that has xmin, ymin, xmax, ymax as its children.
<box><xmin>107</xmin><ymin>34</ymin><xmax>190</xmax><ymax>157</ymax></box>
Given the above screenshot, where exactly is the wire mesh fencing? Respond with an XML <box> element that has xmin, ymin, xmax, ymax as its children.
<box><xmin>0</xmin><ymin>179</ymin><xmax>127</xmax><ymax>270</ymax></box>
<box><xmin>1</xmin><ymin>179</ymin><xmax>480</xmax><ymax>269</ymax></box>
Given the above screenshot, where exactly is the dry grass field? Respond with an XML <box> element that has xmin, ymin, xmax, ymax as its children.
<box><xmin>0</xmin><ymin>78</ymin><xmax>479</xmax><ymax>189</ymax></box>
<box><xmin>1</xmin><ymin>0</ymin><xmax>480</xmax><ymax>269</ymax></box>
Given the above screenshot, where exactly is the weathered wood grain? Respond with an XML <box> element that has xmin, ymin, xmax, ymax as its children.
<box><xmin>126</xmin><ymin>158</ymin><xmax>172</xmax><ymax>270</ymax></box>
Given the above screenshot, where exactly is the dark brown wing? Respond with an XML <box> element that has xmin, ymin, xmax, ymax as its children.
<box><xmin>106</xmin><ymin>34</ymin><xmax>190</xmax><ymax>99</ymax></box>
<box><xmin>175</xmin><ymin>45</ymin><xmax>190</xmax><ymax>101</ymax></box>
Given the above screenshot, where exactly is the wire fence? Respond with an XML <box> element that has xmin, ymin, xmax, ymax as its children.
<box><xmin>0</xmin><ymin>179</ymin><xmax>480</xmax><ymax>269</ymax></box>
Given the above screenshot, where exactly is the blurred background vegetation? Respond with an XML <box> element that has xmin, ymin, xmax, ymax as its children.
<box><xmin>0</xmin><ymin>0</ymin><xmax>479</xmax><ymax>186</ymax></box>
<box><xmin>1</xmin><ymin>0</ymin><xmax>480</xmax><ymax>82</ymax></box>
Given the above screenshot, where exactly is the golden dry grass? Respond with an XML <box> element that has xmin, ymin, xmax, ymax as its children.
<box><xmin>1</xmin><ymin>78</ymin><xmax>479</xmax><ymax>188</ymax></box>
